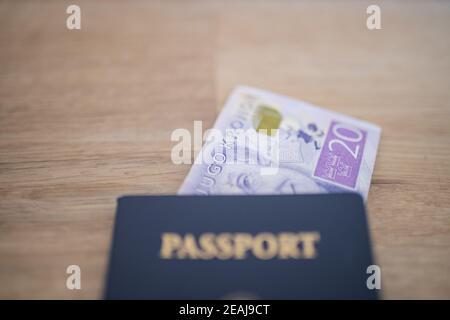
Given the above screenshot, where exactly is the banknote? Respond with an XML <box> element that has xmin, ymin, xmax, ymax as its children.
<box><xmin>178</xmin><ymin>86</ymin><xmax>381</xmax><ymax>200</ymax></box>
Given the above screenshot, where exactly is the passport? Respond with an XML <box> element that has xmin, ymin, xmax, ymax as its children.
<box><xmin>105</xmin><ymin>194</ymin><xmax>378</xmax><ymax>299</ymax></box>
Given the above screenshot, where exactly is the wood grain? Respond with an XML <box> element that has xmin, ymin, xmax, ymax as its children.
<box><xmin>0</xmin><ymin>0</ymin><xmax>449</xmax><ymax>299</ymax></box>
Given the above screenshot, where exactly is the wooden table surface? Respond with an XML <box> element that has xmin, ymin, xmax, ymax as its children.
<box><xmin>0</xmin><ymin>0</ymin><xmax>449</xmax><ymax>299</ymax></box>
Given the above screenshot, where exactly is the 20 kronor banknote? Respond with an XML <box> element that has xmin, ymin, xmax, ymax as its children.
<box><xmin>178</xmin><ymin>86</ymin><xmax>381</xmax><ymax>200</ymax></box>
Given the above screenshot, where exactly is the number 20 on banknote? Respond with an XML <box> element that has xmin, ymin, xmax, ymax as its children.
<box><xmin>313</xmin><ymin>121</ymin><xmax>367</xmax><ymax>189</ymax></box>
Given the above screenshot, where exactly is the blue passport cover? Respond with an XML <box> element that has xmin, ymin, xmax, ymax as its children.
<box><xmin>105</xmin><ymin>194</ymin><xmax>377</xmax><ymax>299</ymax></box>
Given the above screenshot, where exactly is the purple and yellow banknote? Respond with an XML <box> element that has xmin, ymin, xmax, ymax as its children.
<box><xmin>178</xmin><ymin>86</ymin><xmax>381</xmax><ymax>200</ymax></box>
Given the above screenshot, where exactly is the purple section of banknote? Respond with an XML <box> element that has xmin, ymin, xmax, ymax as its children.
<box><xmin>313</xmin><ymin>121</ymin><xmax>367</xmax><ymax>189</ymax></box>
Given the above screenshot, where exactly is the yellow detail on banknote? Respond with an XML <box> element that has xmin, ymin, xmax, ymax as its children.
<box><xmin>252</xmin><ymin>105</ymin><xmax>282</xmax><ymax>136</ymax></box>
